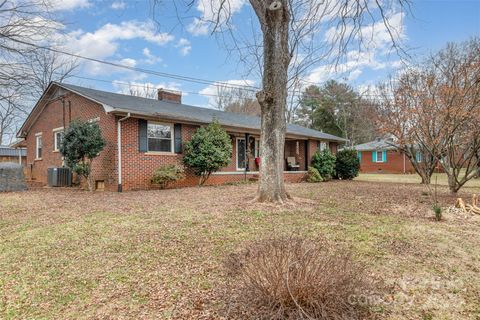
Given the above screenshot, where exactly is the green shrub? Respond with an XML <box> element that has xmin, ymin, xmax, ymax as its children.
<box><xmin>335</xmin><ymin>149</ymin><xmax>360</xmax><ymax>180</ymax></box>
<box><xmin>311</xmin><ymin>150</ymin><xmax>336</xmax><ymax>181</ymax></box>
<box><xmin>151</xmin><ymin>164</ymin><xmax>185</xmax><ymax>189</ymax></box>
<box><xmin>433</xmin><ymin>205</ymin><xmax>442</xmax><ymax>221</ymax></box>
<box><xmin>61</xmin><ymin>119</ymin><xmax>105</xmax><ymax>191</ymax></box>
<box><xmin>183</xmin><ymin>120</ymin><xmax>232</xmax><ymax>185</ymax></box>
<box><xmin>306</xmin><ymin>166</ymin><xmax>323</xmax><ymax>183</ymax></box>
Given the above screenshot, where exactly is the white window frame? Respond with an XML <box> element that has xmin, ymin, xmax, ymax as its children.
<box><xmin>376</xmin><ymin>150</ymin><xmax>384</xmax><ymax>163</ymax></box>
<box><xmin>35</xmin><ymin>133</ymin><xmax>42</xmax><ymax>160</ymax></box>
<box><xmin>147</xmin><ymin>121</ymin><xmax>174</xmax><ymax>153</ymax></box>
<box><xmin>236</xmin><ymin>137</ymin><xmax>246</xmax><ymax>171</ymax></box>
<box><xmin>53</xmin><ymin>127</ymin><xmax>64</xmax><ymax>152</ymax></box>
<box><xmin>254</xmin><ymin>138</ymin><xmax>260</xmax><ymax>158</ymax></box>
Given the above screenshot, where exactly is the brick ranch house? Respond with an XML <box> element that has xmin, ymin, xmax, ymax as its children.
<box><xmin>353</xmin><ymin>138</ymin><xmax>419</xmax><ymax>174</ymax></box>
<box><xmin>17</xmin><ymin>82</ymin><xmax>347</xmax><ymax>191</ymax></box>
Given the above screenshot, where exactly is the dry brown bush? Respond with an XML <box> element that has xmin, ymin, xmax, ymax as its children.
<box><xmin>223</xmin><ymin>236</ymin><xmax>375</xmax><ymax>320</ymax></box>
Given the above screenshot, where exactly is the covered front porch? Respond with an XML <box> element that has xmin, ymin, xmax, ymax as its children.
<box><xmin>233</xmin><ymin>134</ymin><xmax>312</xmax><ymax>173</ymax></box>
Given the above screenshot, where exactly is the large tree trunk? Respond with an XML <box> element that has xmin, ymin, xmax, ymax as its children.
<box><xmin>253</xmin><ymin>0</ymin><xmax>291</xmax><ymax>203</ymax></box>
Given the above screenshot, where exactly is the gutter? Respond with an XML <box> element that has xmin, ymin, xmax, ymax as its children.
<box><xmin>117</xmin><ymin>113</ymin><xmax>131</xmax><ymax>192</ymax></box>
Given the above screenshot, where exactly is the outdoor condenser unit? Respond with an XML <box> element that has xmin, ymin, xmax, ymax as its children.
<box><xmin>47</xmin><ymin>167</ymin><xmax>72</xmax><ymax>187</ymax></box>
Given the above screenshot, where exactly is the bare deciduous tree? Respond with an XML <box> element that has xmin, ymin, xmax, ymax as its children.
<box><xmin>0</xmin><ymin>0</ymin><xmax>71</xmax><ymax>144</ymax></box>
<box><xmin>376</xmin><ymin>73</ymin><xmax>441</xmax><ymax>185</ymax></box>
<box><xmin>123</xmin><ymin>83</ymin><xmax>159</xmax><ymax>99</ymax></box>
<box><xmin>432</xmin><ymin>39</ymin><xmax>480</xmax><ymax>193</ymax></box>
<box><xmin>24</xmin><ymin>49</ymin><xmax>79</xmax><ymax>98</ymax></box>
<box><xmin>376</xmin><ymin>38</ymin><xmax>480</xmax><ymax>192</ymax></box>
<box><xmin>153</xmin><ymin>0</ymin><xmax>409</xmax><ymax>202</ymax></box>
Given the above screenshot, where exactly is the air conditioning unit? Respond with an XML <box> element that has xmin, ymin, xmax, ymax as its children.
<box><xmin>47</xmin><ymin>167</ymin><xmax>72</xmax><ymax>187</ymax></box>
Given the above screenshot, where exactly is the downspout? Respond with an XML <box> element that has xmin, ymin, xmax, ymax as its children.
<box><xmin>117</xmin><ymin>113</ymin><xmax>131</xmax><ymax>192</ymax></box>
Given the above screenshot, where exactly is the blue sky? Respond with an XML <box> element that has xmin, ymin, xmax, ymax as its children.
<box><xmin>52</xmin><ymin>0</ymin><xmax>480</xmax><ymax>108</ymax></box>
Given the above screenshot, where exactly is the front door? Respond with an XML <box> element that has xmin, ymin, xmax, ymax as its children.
<box><xmin>236</xmin><ymin>138</ymin><xmax>246</xmax><ymax>170</ymax></box>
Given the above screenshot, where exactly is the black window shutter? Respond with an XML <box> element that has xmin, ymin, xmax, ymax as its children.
<box><xmin>174</xmin><ymin>123</ymin><xmax>182</xmax><ymax>153</ymax></box>
<box><xmin>138</xmin><ymin>119</ymin><xmax>148</xmax><ymax>152</ymax></box>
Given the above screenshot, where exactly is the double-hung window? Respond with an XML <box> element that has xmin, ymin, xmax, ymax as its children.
<box><xmin>373</xmin><ymin>150</ymin><xmax>386</xmax><ymax>163</ymax></box>
<box><xmin>53</xmin><ymin>127</ymin><xmax>64</xmax><ymax>152</ymax></box>
<box><xmin>35</xmin><ymin>133</ymin><xmax>42</xmax><ymax>159</ymax></box>
<box><xmin>147</xmin><ymin>122</ymin><xmax>173</xmax><ymax>152</ymax></box>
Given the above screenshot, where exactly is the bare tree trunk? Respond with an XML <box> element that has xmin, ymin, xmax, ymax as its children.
<box><xmin>447</xmin><ymin>174</ymin><xmax>458</xmax><ymax>194</ymax></box>
<box><xmin>253</xmin><ymin>0</ymin><xmax>291</xmax><ymax>203</ymax></box>
<box><xmin>421</xmin><ymin>174</ymin><xmax>431</xmax><ymax>185</ymax></box>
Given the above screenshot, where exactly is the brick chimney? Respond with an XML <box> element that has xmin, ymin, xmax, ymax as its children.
<box><xmin>157</xmin><ymin>88</ymin><xmax>182</xmax><ymax>103</ymax></box>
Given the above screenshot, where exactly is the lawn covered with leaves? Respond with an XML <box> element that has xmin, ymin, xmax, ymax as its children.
<box><xmin>356</xmin><ymin>172</ymin><xmax>480</xmax><ymax>189</ymax></box>
<box><xmin>1</xmin><ymin>181</ymin><xmax>479</xmax><ymax>319</ymax></box>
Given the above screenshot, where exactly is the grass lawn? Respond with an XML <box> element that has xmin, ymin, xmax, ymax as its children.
<box><xmin>356</xmin><ymin>172</ymin><xmax>480</xmax><ymax>189</ymax></box>
<box><xmin>1</xmin><ymin>181</ymin><xmax>480</xmax><ymax>319</ymax></box>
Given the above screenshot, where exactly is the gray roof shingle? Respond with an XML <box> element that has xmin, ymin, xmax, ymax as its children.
<box><xmin>57</xmin><ymin>82</ymin><xmax>347</xmax><ymax>142</ymax></box>
<box><xmin>352</xmin><ymin>139</ymin><xmax>397</xmax><ymax>151</ymax></box>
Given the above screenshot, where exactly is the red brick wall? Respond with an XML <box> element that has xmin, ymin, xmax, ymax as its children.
<box><xmin>119</xmin><ymin>119</ymin><xmax>308</xmax><ymax>190</ymax></box>
<box><xmin>25</xmin><ymin>92</ymin><xmax>117</xmax><ymax>188</ymax></box>
<box><xmin>359</xmin><ymin>150</ymin><xmax>415</xmax><ymax>173</ymax></box>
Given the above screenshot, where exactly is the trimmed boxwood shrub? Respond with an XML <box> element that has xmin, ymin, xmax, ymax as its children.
<box><xmin>311</xmin><ymin>150</ymin><xmax>336</xmax><ymax>181</ymax></box>
<box><xmin>151</xmin><ymin>164</ymin><xmax>185</xmax><ymax>189</ymax></box>
<box><xmin>335</xmin><ymin>149</ymin><xmax>360</xmax><ymax>180</ymax></box>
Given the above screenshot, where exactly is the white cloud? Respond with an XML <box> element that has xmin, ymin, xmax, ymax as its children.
<box><xmin>180</xmin><ymin>46</ymin><xmax>191</xmax><ymax>56</ymax></box>
<box><xmin>187</xmin><ymin>0</ymin><xmax>247</xmax><ymax>36</ymax></box>
<box><xmin>119</xmin><ymin>58</ymin><xmax>136</xmax><ymax>68</ymax></box>
<box><xmin>86</xmin><ymin>58</ymin><xmax>136</xmax><ymax>75</ymax></box>
<box><xmin>187</xmin><ymin>18</ymin><xmax>210</xmax><ymax>36</ymax></box>
<box><xmin>305</xmin><ymin>10</ymin><xmax>406</xmax><ymax>86</ymax></box>
<box><xmin>324</xmin><ymin>11</ymin><xmax>406</xmax><ymax>51</ymax></box>
<box><xmin>142</xmin><ymin>48</ymin><xmax>162</xmax><ymax>65</ymax></box>
<box><xmin>59</xmin><ymin>20</ymin><xmax>174</xmax><ymax>75</ymax></box>
<box><xmin>64</xmin><ymin>20</ymin><xmax>174</xmax><ymax>60</ymax></box>
<box><xmin>111</xmin><ymin>1</ymin><xmax>126</xmax><ymax>10</ymax></box>
<box><xmin>47</xmin><ymin>0</ymin><xmax>91</xmax><ymax>11</ymax></box>
<box><xmin>347</xmin><ymin>69</ymin><xmax>362</xmax><ymax>81</ymax></box>
<box><xmin>175</xmin><ymin>38</ymin><xmax>192</xmax><ymax>56</ymax></box>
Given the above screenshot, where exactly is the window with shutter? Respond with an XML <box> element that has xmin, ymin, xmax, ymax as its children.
<box><xmin>147</xmin><ymin>122</ymin><xmax>173</xmax><ymax>152</ymax></box>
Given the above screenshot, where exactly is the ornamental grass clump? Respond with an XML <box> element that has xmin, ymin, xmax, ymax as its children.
<box><xmin>223</xmin><ymin>236</ymin><xmax>374</xmax><ymax>320</ymax></box>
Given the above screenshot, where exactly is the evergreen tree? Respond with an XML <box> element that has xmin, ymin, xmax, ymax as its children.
<box><xmin>61</xmin><ymin>119</ymin><xmax>105</xmax><ymax>191</ymax></box>
<box><xmin>183</xmin><ymin>120</ymin><xmax>232</xmax><ymax>185</ymax></box>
